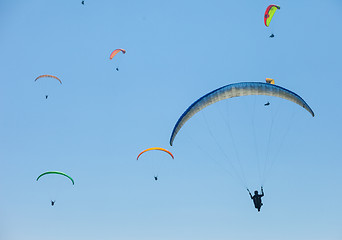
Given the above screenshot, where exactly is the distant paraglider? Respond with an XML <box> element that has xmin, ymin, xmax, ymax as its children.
<box><xmin>35</xmin><ymin>75</ymin><xmax>62</xmax><ymax>99</ymax></box>
<box><xmin>110</xmin><ymin>49</ymin><xmax>126</xmax><ymax>71</ymax></box>
<box><xmin>37</xmin><ymin>171</ymin><xmax>74</xmax><ymax>206</ymax></box>
<box><xmin>137</xmin><ymin>148</ymin><xmax>174</xmax><ymax>181</ymax></box>
<box><xmin>264</xmin><ymin>78</ymin><xmax>274</xmax><ymax>104</ymax></box>
<box><xmin>264</xmin><ymin>5</ymin><xmax>280</xmax><ymax>38</ymax></box>
<box><xmin>265</xmin><ymin>79</ymin><xmax>275</xmax><ymax>105</ymax></box>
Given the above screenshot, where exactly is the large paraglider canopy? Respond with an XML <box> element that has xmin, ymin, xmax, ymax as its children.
<box><xmin>264</xmin><ymin>5</ymin><xmax>280</xmax><ymax>27</ymax></box>
<box><xmin>110</xmin><ymin>49</ymin><xmax>126</xmax><ymax>60</ymax></box>
<box><xmin>137</xmin><ymin>147</ymin><xmax>174</xmax><ymax>160</ymax></box>
<box><xmin>35</xmin><ymin>75</ymin><xmax>62</xmax><ymax>84</ymax></box>
<box><xmin>170</xmin><ymin>82</ymin><xmax>314</xmax><ymax>146</ymax></box>
<box><xmin>36</xmin><ymin>171</ymin><xmax>74</xmax><ymax>185</ymax></box>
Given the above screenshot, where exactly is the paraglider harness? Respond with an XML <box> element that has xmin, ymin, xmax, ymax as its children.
<box><xmin>247</xmin><ymin>187</ymin><xmax>264</xmax><ymax>212</ymax></box>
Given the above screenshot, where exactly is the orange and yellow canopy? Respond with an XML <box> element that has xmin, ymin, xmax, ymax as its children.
<box><xmin>137</xmin><ymin>147</ymin><xmax>174</xmax><ymax>160</ymax></box>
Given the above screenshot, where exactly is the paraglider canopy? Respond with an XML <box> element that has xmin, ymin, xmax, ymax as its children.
<box><xmin>265</xmin><ymin>78</ymin><xmax>275</xmax><ymax>84</ymax></box>
<box><xmin>36</xmin><ymin>171</ymin><xmax>74</xmax><ymax>185</ymax></box>
<box><xmin>110</xmin><ymin>49</ymin><xmax>126</xmax><ymax>60</ymax></box>
<box><xmin>137</xmin><ymin>147</ymin><xmax>174</xmax><ymax>160</ymax></box>
<box><xmin>169</xmin><ymin>82</ymin><xmax>314</xmax><ymax>146</ymax></box>
<box><xmin>264</xmin><ymin>5</ymin><xmax>280</xmax><ymax>27</ymax></box>
<box><xmin>35</xmin><ymin>75</ymin><xmax>62</xmax><ymax>84</ymax></box>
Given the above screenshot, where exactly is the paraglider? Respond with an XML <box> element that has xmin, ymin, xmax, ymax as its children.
<box><xmin>169</xmin><ymin>82</ymin><xmax>314</xmax><ymax>209</ymax></box>
<box><xmin>37</xmin><ymin>171</ymin><xmax>74</xmax><ymax>206</ymax></box>
<box><xmin>81</xmin><ymin>0</ymin><xmax>84</xmax><ymax>4</ymax></box>
<box><xmin>137</xmin><ymin>148</ymin><xmax>174</xmax><ymax>181</ymax></box>
<box><xmin>35</xmin><ymin>75</ymin><xmax>62</xmax><ymax>99</ymax></box>
<box><xmin>264</xmin><ymin>79</ymin><xmax>274</xmax><ymax>105</ymax></box>
<box><xmin>247</xmin><ymin>187</ymin><xmax>264</xmax><ymax>212</ymax></box>
<box><xmin>169</xmin><ymin>82</ymin><xmax>314</xmax><ymax>146</ymax></box>
<box><xmin>264</xmin><ymin>5</ymin><xmax>280</xmax><ymax>27</ymax></box>
<box><xmin>110</xmin><ymin>49</ymin><xmax>126</xmax><ymax>71</ymax></box>
<box><xmin>269</xmin><ymin>34</ymin><xmax>274</xmax><ymax>38</ymax></box>
<box><xmin>137</xmin><ymin>147</ymin><xmax>174</xmax><ymax>160</ymax></box>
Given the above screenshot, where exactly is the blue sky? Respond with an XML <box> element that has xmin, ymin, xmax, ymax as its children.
<box><xmin>1</xmin><ymin>0</ymin><xmax>342</xmax><ymax>239</ymax></box>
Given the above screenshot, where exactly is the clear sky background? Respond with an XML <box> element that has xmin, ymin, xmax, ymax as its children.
<box><xmin>1</xmin><ymin>0</ymin><xmax>342</xmax><ymax>239</ymax></box>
